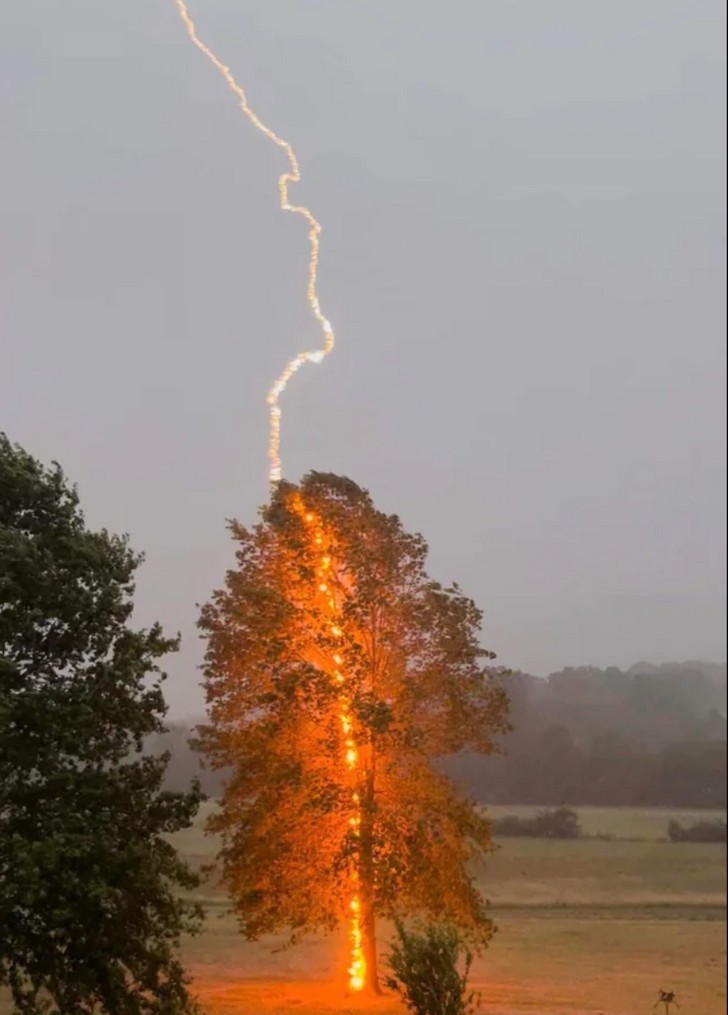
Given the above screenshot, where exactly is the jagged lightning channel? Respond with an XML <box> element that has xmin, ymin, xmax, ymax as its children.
<box><xmin>172</xmin><ymin>0</ymin><xmax>335</xmax><ymax>485</ymax></box>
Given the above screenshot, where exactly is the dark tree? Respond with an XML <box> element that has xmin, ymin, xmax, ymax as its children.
<box><xmin>0</xmin><ymin>434</ymin><xmax>202</xmax><ymax>1014</ymax></box>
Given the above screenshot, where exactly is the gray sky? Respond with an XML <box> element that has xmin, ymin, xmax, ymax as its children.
<box><xmin>2</xmin><ymin>0</ymin><xmax>725</xmax><ymax>716</ymax></box>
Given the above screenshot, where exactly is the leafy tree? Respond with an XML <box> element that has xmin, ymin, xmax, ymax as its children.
<box><xmin>0</xmin><ymin>433</ymin><xmax>202</xmax><ymax>1014</ymax></box>
<box><xmin>198</xmin><ymin>473</ymin><xmax>509</xmax><ymax>992</ymax></box>
<box><xmin>667</xmin><ymin>818</ymin><xmax>727</xmax><ymax>843</ymax></box>
<box><xmin>493</xmin><ymin>807</ymin><xmax>580</xmax><ymax>840</ymax></box>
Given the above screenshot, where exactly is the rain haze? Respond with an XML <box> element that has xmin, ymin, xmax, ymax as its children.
<box><xmin>1</xmin><ymin>0</ymin><xmax>725</xmax><ymax>717</ymax></box>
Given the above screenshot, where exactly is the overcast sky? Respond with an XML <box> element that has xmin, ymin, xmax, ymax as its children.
<box><xmin>2</xmin><ymin>0</ymin><xmax>725</xmax><ymax>715</ymax></box>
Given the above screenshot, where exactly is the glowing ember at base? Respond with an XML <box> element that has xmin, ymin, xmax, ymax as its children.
<box><xmin>348</xmin><ymin>896</ymin><xmax>366</xmax><ymax>992</ymax></box>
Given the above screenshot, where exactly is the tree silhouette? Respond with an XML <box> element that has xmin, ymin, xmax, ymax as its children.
<box><xmin>0</xmin><ymin>433</ymin><xmax>202</xmax><ymax>1014</ymax></box>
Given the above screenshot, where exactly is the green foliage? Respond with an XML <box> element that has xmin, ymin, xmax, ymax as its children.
<box><xmin>385</xmin><ymin>921</ymin><xmax>480</xmax><ymax>1015</ymax></box>
<box><xmin>494</xmin><ymin>807</ymin><xmax>581</xmax><ymax>839</ymax></box>
<box><xmin>667</xmin><ymin>818</ymin><xmax>727</xmax><ymax>843</ymax></box>
<box><xmin>0</xmin><ymin>433</ymin><xmax>203</xmax><ymax>1014</ymax></box>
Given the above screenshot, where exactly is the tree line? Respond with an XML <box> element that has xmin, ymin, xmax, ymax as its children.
<box><xmin>450</xmin><ymin>662</ymin><xmax>726</xmax><ymax>809</ymax></box>
<box><xmin>154</xmin><ymin>661</ymin><xmax>726</xmax><ymax>810</ymax></box>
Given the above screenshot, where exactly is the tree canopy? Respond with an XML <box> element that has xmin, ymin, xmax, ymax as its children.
<box><xmin>198</xmin><ymin>472</ymin><xmax>509</xmax><ymax>991</ymax></box>
<box><xmin>0</xmin><ymin>433</ymin><xmax>202</xmax><ymax>1014</ymax></box>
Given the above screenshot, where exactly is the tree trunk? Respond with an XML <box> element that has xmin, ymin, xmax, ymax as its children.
<box><xmin>359</xmin><ymin>751</ymin><xmax>382</xmax><ymax>994</ymax></box>
<box><xmin>362</xmin><ymin>893</ymin><xmax>380</xmax><ymax>994</ymax></box>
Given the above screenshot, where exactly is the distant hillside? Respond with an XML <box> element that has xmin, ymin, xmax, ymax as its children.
<box><xmin>148</xmin><ymin>661</ymin><xmax>727</xmax><ymax>808</ymax></box>
<box><xmin>447</xmin><ymin>661</ymin><xmax>726</xmax><ymax>808</ymax></box>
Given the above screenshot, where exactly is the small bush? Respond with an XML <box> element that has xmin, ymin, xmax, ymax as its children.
<box><xmin>385</xmin><ymin>921</ymin><xmax>480</xmax><ymax>1015</ymax></box>
<box><xmin>493</xmin><ymin>815</ymin><xmax>532</xmax><ymax>837</ymax></box>
<box><xmin>667</xmin><ymin>819</ymin><xmax>726</xmax><ymax>843</ymax></box>
<box><xmin>493</xmin><ymin>807</ymin><xmax>581</xmax><ymax>840</ymax></box>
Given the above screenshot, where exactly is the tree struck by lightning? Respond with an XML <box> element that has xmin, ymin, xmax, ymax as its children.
<box><xmin>197</xmin><ymin>473</ymin><xmax>509</xmax><ymax>993</ymax></box>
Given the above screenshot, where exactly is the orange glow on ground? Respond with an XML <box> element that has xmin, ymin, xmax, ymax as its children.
<box><xmin>192</xmin><ymin>975</ymin><xmax>400</xmax><ymax>1014</ymax></box>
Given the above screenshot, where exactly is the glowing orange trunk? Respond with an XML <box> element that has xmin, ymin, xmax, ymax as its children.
<box><xmin>358</xmin><ymin>758</ymin><xmax>381</xmax><ymax>994</ymax></box>
<box><xmin>295</xmin><ymin>501</ymin><xmax>366</xmax><ymax>992</ymax></box>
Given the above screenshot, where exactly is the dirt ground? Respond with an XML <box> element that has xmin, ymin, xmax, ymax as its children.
<box><xmin>2</xmin><ymin>807</ymin><xmax>724</xmax><ymax>1014</ymax></box>
<box><xmin>185</xmin><ymin>911</ymin><xmax>726</xmax><ymax>1015</ymax></box>
<box><xmin>179</xmin><ymin>805</ymin><xmax>726</xmax><ymax>1015</ymax></box>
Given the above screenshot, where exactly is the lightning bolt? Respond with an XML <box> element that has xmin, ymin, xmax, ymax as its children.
<box><xmin>172</xmin><ymin>2</ymin><xmax>364</xmax><ymax>992</ymax></box>
<box><xmin>172</xmin><ymin>0</ymin><xmax>335</xmax><ymax>486</ymax></box>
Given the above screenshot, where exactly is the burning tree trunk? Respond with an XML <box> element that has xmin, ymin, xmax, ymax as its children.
<box><xmin>358</xmin><ymin>751</ymin><xmax>381</xmax><ymax>993</ymax></box>
<box><xmin>361</xmin><ymin>895</ymin><xmax>379</xmax><ymax>994</ymax></box>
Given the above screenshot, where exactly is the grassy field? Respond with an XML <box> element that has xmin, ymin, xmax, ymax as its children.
<box><xmin>483</xmin><ymin>804</ymin><xmax>728</xmax><ymax>843</ymax></box>
<box><xmin>2</xmin><ymin>806</ymin><xmax>724</xmax><ymax>1014</ymax></box>
<box><xmin>171</xmin><ymin>804</ymin><xmax>726</xmax><ymax>1015</ymax></box>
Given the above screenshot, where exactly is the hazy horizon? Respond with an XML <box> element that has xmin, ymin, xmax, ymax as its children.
<box><xmin>2</xmin><ymin>0</ymin><xmax>725</xmax><ymax>715</ymax></box>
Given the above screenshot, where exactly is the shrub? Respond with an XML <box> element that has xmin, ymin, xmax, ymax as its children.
<box><xmin>493</xmin><ymin>815</ymin><xmax>532</xmax><ymax>837</ymax></box>
<box><xmin>667</xmin><ymin>819</ymin><xmax>727</xmax><ymax>843</ymax></box>
<box><xmin>385</xmin><ymin>921</ymin><xmax>480</xmax><ymax>1015</ymax></box>
<box><xmin>493</xmin><ymin>807</ymin><xmax>581</xmax><ymax>839</ymax></box>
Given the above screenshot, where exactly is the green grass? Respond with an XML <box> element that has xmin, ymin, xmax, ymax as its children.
<box><xmin>163</xmin><ymin>804</ymin><xmax>726</xmax><ymax>1012</ymax></box>
<box><xmin>175</xmin><ymin>911</ymin><xmax>725</xmax><ymax>1014</ymax></box>
<box><xmin>179</xmin><ymin>802</ymin><xmax>728</xmax><ymax>913</ymax></box>
<box><xmin>175</xmin><ymin>804</ymin><xmax>725</xmax><ymax>1013</ymax></box>
<box><xmin>173</xmin><ymin>801</ymin><xmax>728</xmax><ymax>860</ymax></box>
<box><xmin>484</xmin><ymin>804</ymin><xmax>727</xmax><ymax>842</ymax></box>
<box><xmin>2</xmin><ymin>806</ymin><xmax>725</xmax><ymax>1013</ymax></box>
<box><xmin>482</xmin><ymin>837</ymin><xmax>725</xmax><ymax>909</ymax></box>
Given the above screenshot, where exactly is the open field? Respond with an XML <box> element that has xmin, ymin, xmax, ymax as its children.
<box><xmin>174</xmin><ymin>805</ymin><xmax>726</xmax><ymax>1015</ymax></box>
<box><xmin>482</xmin><ymin>805</ymin><xmax>728</xmax><ymax>843</ymax></box>
<box><xmin>2</xmin><ymin>806</ymin><xmax>724</xmax><ymax>1014</ymax></box>
<box><xmin>182</xmin><ymin>913</ymin><xmax>724</xmax><ymax>1015</ymax></box>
